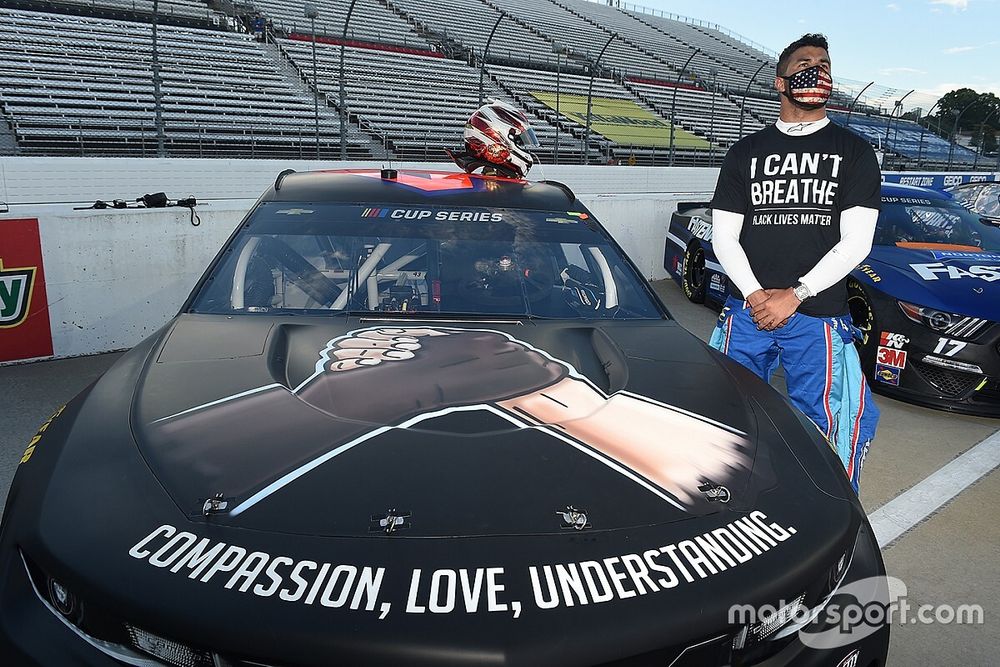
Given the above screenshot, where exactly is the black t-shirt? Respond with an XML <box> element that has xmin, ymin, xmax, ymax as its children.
<box><xmin>710</xmin><ymin>122</ymin><xmax>881</xmax><ymax>317</ymax></box>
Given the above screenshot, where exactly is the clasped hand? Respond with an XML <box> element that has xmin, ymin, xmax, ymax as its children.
<box><xmin>748</xmin><ymin>287</ymin><xmax>800</xmax><ymax>331</ymax></box>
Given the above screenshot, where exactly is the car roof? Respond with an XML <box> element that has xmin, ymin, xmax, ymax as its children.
<box><xmin>261</xmin><ymin>168</ymin><xmax>579</xmax><ymax>210</ymax></box>
<box><xmin>881</xmin><ymin>182</ymin><xmax>953</xmax><ymax>201</ymax></box>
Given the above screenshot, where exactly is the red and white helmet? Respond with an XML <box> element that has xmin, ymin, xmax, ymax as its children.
<box><xmin>449</xmin><ymin>101</ymin><xmax>539</xmax><ymax>179</ymax></box>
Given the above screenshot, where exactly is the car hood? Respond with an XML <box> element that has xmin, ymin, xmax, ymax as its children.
<box><xmin>863</xmin><ymin>245</ymin><xmax>1000</xmax><ymax>320</ymax></box>
<box><xmin>108</xmin><ymin>315</ymin><xmax>843</xmax><ymax>538</ymax></box>
<box><xmin>11</xmin><ymin>317</ymin><xmax>864</xmax><ymax>666</ymax></box>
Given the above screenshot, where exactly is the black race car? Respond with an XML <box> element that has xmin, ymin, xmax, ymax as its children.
<box><xmin>665</xmin><ymin>183</ymin><xmax>1000</xmax><ymax>417</ymax></box>
<box><xmin>0</xmin><ymin>169</ymin><xmax>888</xmax><ymax>666</ymax></box>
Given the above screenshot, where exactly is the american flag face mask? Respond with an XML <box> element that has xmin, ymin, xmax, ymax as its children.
<box><xmin>781</xmin><ymin>64</ymin><xmax>833</xmax><ymax>109</ymax></box>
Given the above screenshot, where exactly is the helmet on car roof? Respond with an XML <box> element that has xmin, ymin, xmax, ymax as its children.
<box><xmin>447</xmin><ymin>100</ymin><xmax>539</xmax><ymax>179</ymax></box>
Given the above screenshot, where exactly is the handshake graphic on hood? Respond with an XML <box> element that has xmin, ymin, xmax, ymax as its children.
<box><xmin>150</xmin><ymin>327</ymin><xmax>753</xmax><ymax>513</ymax></box>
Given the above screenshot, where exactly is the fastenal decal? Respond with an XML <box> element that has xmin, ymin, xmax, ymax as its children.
<box><xmin>0</xmin><ymin>218</ymin><xmax>53</xmax><ymax>362</ymax></box>
<box><xmin>909</xmin><ymin>263</ymin><xmax>1000</xmax><ymax>282</ymax></box>
<box><xmin>128</xmin><ymin>511</ymin><xmax>798</xmax><ymax>619</ymax></box>
<box><xmin>687</xmin><ymin>216</ymin><xmax>713</xmax><ymax>241</ymax></box>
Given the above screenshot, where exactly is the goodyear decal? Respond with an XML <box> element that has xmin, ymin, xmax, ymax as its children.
<box><xmin>20</xmin><ymin>405</ymin><xmax>66</xmax><ymax>464</ymax></box>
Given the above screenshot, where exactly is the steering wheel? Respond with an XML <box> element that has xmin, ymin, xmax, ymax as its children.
<box><xmin>559</xmin><ymin>265</ymin><xmax>606</xmax><ymax>314</ymax></box>
<box><xmin>256</xmin><ymin>237</ymin><xmax>342</xmax><ymax>307</ymax></box>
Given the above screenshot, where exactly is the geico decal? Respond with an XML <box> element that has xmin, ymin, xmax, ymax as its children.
<box><xmin>909</xmin><ymin>263</ymin><xmax>1000</xmax><ymax>282</ymax></box>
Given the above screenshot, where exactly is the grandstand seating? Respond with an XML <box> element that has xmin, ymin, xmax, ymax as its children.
<box><xmin>828</xmin><ymin>112</ymin><xmax>979</xmax><ymax>166</ymax></box>
<box><xmin>278</xmin><ymin>39</ymin><xmax>595</xmax><ymax>163</ymax></box>
<box><xmin>627</xmin><ymin>81</ymin><xmax>762</xmax><ymax>149</ymax></box>
<box><xmin>487</xmin><ymin>64</ymin><xmax>713</xmax><ymax>164</ymax></box>
<box><xmin>627</xmin><ymin>10</ymin><xmax>774</xmax><ymax>96</ymax></box>
<box><xmin>27</xmin><ymin>0</ymin><xmax>222</xmax><ymax>23</ymax></box>
<box><xmin>387</xmin><ymin>0</ymin><xmax>555</xmax><ymax>65</ymax></box>
<box><xmin>0</xmin><ymin>8</ymin><xmax>366</xmax><ymax>158</ymax></box>
<box><xmin>0</xmin><ymin>0</ymin><xmax>982</xmax><ymax>168</ymax></box>
<box><xmin>559</xmin><ymin>0</ymin><xmax>753</xmax><ymax>93</ymax></box>
<box><xmin>248</xmin><ymin>0</ymin><xmax>430</xmax><ymax>49</ymax></box>
<box><xmin>738</xmin><ymin>95</ymin><xmax>781</xmax><ymax>124</ymax></box>
<box><xmin>489</xmin><ymin>0</ymin><xmax>676</xmax><ymax>82</ymax></box>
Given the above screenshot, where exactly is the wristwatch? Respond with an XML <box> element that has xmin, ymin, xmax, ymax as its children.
<box><xmin>793</xmin><ymin>282</ymin><xmax>813</xmax><ymax>302</ymax></box>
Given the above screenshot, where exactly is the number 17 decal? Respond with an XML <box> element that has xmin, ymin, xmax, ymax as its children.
<box><xmin>934</xmin><ymin>337</ymin><xmax>968</xmax><ymax>357</ymax></box>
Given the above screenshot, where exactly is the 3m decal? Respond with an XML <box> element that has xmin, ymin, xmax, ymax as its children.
<box><xmin>879</xmin><ymin>332</ymin><xmax>909</xmax><ymax>349</ymax></box>
<box><xmin>909</xmin><ymin>263</ymin><xmax>1000</xmax><ymax>282</ymax></box>
<box><xmin>933</xmin><ymin>338</ymin><xmax>968</xmax><ymax>357</ymax></box>
<box><xmin>0</xmin><ymin>218</ymin><xmax>53</xmax><ymax>362</ymax></box>
<box><xmin>876</xmin><ymin>346</ymin><xmax>907</xmax><ymax>369</ymax></box>
<box><xmin>875</xmin><ymin>365</ymin><xmax>901</xmax><ymax>386</ymax></box>
<box><xmin>128</xmin><ymin>510</ymin><xmax>798</xmax><ymax>619</ymax></box>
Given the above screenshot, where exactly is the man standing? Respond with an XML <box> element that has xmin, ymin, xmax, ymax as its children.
<box><xmin>708</xmin><ymin>34</ymin><xmax>881</xmax><ymax>492</ymax></box>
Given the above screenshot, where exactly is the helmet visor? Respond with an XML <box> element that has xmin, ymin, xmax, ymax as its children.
<box><xmin>512</xmin><ymin>126</ymin><xmax>540</xmax><ymax>149</ymax></box>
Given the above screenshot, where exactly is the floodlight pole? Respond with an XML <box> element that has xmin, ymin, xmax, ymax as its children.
<box><xmin>478</xmin><ymin>15</ymin><xmax>504</xmax><ymax>106</ymax></box>
<box><xmin>948</xmin><ymin>95</ymin><xmax>984</xmax><ymax>170</ymax></box>
<box><xmin>916</xmin><ymin>100</ymin><xmax>939</xmax><ymax>169</ymax></box>
<box><xmin>583</xmin><ymin>33</ymin><xmax>616</xmax><ymax>165</ymax></box>
<box><xmin>737</xmin><ymin>60</ymin><xmax>767</xmax><ymax>140</ymax></box>
<box><xmin>339</xmin><ymin>0</ymin><xmax>359</xmax><ymax>160</ymax></box>
<box><xmin>884</xmin><ymin>90</ymin><xmax>913</xmax><ymax>143</ymax></box>
<box><xmin>973</xmin><ymin>106</ymin><xmax>998</xmax><ymax>170</ymax></box>
<box><xmin>669</xmin><ymin>48</ymin><xmax>699</xmax><ymax>167</ymax></box>
<box><xmin>553</xmin><ymin>42</ymin><xmax>565</xmax><ymax>163</ymax></box>
<box><xmin>708</xmin><ymin>68</ymin><xmax>718</xmax><ymax>164</ymax></box>
<box><xmin>883</xmin><ymin>90</ymin><xmax>913</xmax><ymax>170</ymax></box>
<box><xmin>845</xmin><ymin>81</ymin><xmax>875</xmax><ymax>129</ymax></box>
<box><xmin>305</xmin><ymin>5</ymin><xmax>320</xmax><ymax>159</ymax></box>
<box><xmin>151</xmin><ymin>0</ymin><xmax>165</xmax><ymax>157</ymax></box>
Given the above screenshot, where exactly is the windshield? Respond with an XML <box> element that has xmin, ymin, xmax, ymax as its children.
<box><xmin>191</xmin><ymin>203</ymin><xmax>663</xmax><ymax>320</ymax></box>
<box><xmin>875</xmin><ymin>197</ymin><xmax>1000</xmax><ymax>250</ymax></box>
<box><xmin>951</xmin><ymin>183</ymin><xmax>1000</xmax><ymax>219</ymax></box>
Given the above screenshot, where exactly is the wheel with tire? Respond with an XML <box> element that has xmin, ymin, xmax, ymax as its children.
<box><xmin>847</xmin><ymin>280</ymin><xmax>877</xmax><ymax>370</ymax></box>
<box><xmin>681</xmin><ymin>242</ymin><xmax>707</xmax><ymax>303</ymax></box>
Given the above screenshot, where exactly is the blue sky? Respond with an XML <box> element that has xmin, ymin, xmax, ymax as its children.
<box><xmin>629</xmin><ymin>0</ymin><xmax>998</xmax><ymax>108</ymax></box>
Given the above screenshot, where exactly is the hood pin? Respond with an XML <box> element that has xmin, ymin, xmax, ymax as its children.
<box><xmin>556</xmin><ymin>506</ymin><xmax>591</xmax><ymax>530</ymax></box>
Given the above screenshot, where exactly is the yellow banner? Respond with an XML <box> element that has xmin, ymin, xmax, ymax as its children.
<box><xmin>530</xmin><ymin>91</ymin><xmax>711</xmax><ymax>149</ymax></box>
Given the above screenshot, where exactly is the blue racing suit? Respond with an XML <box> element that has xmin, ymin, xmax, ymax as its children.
<box><xmin>710</xmin><ymin>297</ymin><xmax>878</xmax><ymax>492</ymax></box>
